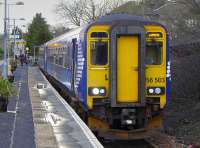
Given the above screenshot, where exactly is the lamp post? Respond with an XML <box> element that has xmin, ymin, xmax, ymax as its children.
<box><xmin>1</xmin><ymin>1</ymin><xmax>24</xmax><ymax>79</ymax></box>
<box><xmin>9</xmin><ymin>18</ymin><xmax>25</xmax><ymax>59</ymax></box>
<box><xmin>7</xmin><ymin>23</ymin><xmax>26</xmax><ymax>59</ymax></box>
<box><xmin>7</xmin><ymin>2</ymin><xmax>24</xmax><ymax>70</ymax></box>
<box><xmin>3</xmin><ymin>0</ymin><xmax>8</xmax><ymax>79</ymax></box>
<box><xmin>7</xmin><ymin>2</ymin><xmax>24</xmax><ymax>40</ymax></box>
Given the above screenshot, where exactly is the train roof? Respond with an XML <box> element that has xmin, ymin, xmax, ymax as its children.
<box><xmin>90</xmin><ymin>14</ymin><xmax>167</xmax><ymax>32</ymax></box>
<box><xmin>44</xmin><ymin>27</ymin><xmax>83</xmax><ymax>47</ymax></box>
<box><xmin>95</xmin><ymin>14</ymin><xmax>149</xmax><ymax>24</ymax></box>
<box><xmin>43</xmin><ymin>14</ymin><xmax>167</xmax><ymax>47</ymax></box>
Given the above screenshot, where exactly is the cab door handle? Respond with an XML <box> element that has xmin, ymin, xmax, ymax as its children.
<box><xmin>132</xmin><ymin>67</ymin><xmax>138</xmax><ymax>71</ymax></box>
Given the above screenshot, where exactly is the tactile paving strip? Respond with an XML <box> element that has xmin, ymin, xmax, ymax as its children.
<box><xmin>28</xmin><ymin>69</ymin><xmax>59</xmax><ymax>148</ymax></box>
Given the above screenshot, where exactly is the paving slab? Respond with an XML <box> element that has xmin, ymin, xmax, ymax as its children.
<box><xmin>12</xmin><ymin>66</ymin><xmax>36</xmax><ymax>148</ymax></box>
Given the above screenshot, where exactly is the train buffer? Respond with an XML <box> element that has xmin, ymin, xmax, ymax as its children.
<box><xmin>0</xmin><ymin>65</ymin><xmax>103</xmax><ymax>148</ymax></box>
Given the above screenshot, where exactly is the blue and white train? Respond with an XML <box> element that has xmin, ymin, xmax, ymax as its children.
<box><xmin>39</xmin><ymin>14</ymin><xmax>170</xmax><ymax>139</ymax></box>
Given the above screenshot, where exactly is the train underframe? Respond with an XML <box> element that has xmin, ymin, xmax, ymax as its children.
<box><xmin>87</xmin><ymin>99</ymin><xmax>163</xmax><ymax>140</ymax></box>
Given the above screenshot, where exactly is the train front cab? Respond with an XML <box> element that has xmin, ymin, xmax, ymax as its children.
<box><xmin>86</xmin><ymin>23</ymin><xmax>168</xmax><ymax>139</ymax></box>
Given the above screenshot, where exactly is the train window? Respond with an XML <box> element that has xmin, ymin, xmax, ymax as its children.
<box><xmin>146</xmin><ymin>32</ymin><xmax>163</xmax><ymax>38</ymax></box>
<box><xmin>53</xmin><ymin>55</ymin><xmax>56</xmax><ymax>64</ymax></box>
<box><xmin>55</xmin><ymin>56</ymin><xmax>59</xmax><ymax>65</ymax></box>
<box><xmin>91</xmin><ymin>32</ymin><xmax>108</xmax><ymax>38</ymax></box>
<box><xmin>146</xmin><ymin>42</ymin><xmax>162</xmax><ymax>65</ymax></box>
<box><xmin>90</xmin><ymin>41</ymin><xmax>108</xmax><ymax>65</ymax></box>
<box><xmin>50</xmin><ymin>56</ymin><xmax>54</xmax><ymax>63</ymax></box>
<box><xmin>64</xmin><ymin>42</ymin><xmax>73</xmax><ymax>68</ymax></box>
<box><xmin>59</xmin><ymin>56</ymin><xmax>63</xmax><ymax>66</ymax></box>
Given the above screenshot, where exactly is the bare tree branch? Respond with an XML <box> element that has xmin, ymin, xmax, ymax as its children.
<box><xmin>55</xmin><ymin>0</ymin><xmax>129</xmax><ymax>26</ymax></box>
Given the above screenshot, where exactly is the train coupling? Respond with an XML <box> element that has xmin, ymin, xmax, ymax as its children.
<box><xmin>121</xmin><ymin>109</ymin><xmax>136</xmax><ymax>126</ymax></box>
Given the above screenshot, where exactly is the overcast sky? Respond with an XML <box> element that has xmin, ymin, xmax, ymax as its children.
<box><xmin>0</xmin><ymin>0</ymin><xmax>62</xmax><ymax>33</ymax></box>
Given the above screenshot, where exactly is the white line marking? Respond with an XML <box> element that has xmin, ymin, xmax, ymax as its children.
<box><xmin>7</xmin><ymin>111</ymin><xmax>17</xmax><ymax>114</ymax></box>
<box><xmin>9</xmin><ymin>70</ymin><xmax>22</xmax><ymax>148</ymax></box>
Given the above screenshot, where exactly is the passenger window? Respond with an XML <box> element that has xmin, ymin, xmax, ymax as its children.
<box><xmin>59</xmin><ymin>56</ymin><xmax>63</xmax><ymax>66</ymax></box>
<box><xmin>91</xmin><ymin>32</ymin><xmax>108</xmax><ymax>38</ymax></box>
<box><xmin>90</xmin><ymin>41</ymin><xmax>108</xmax><ymax>65</ymax></box>
<box><xmin>50</xmin><ymin>56</ymin><xmax>54</xmax><ymax>63</ymax></box>
<box><xmin>64</xmin><ymin>44</ymin><xmax>71</xmax><ymax>68</ymax></box>
<box><xmin>55</xmin><ymin>56</ymin><xmax>59</xmax><ymax>65</ymax></box>
<box><xmin>146</xmin><ymin>42</ymin><xmax>162</xmax><ymax>65</ymax></box>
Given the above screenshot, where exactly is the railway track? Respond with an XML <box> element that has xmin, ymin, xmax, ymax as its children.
<box><xmin>103</xmin><ymin>139</ymin><xmax>151</xmax><ymax>148</ymax></box>
<box><xmin>102</xmin><ymin>130</ymin><xmax>186</xmax><ymax>148</ymax></box>
<box><xmin>146</xmin><ymin>130</ymin><xmax>187</xmax><ymax>148</ymax></box>
<box><xmin>102</xmin><ymin>131</ymin><xmax>189</xmax><ymax>148</ymax></box>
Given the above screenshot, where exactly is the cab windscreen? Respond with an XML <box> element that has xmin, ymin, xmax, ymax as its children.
<box><xmin>146</xmin><ymin>42</ymin><xmax>162</xmax><ymax>65</ymax></box>
<box><xmin>90</xmin><ymin>41</ymin><xmax>108</xmax><ymax>65</ymax></box>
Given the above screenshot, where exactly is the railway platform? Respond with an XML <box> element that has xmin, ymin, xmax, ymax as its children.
<box><xmin>0</xmin><ymin>65</ymin><xmax>103</xmax><ymax>148</ymax></box>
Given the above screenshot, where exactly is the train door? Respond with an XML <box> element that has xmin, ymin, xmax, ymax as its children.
<box><xmin>110</xmin><ymin>25</ymin><xmax>146</xmax><ymax>107</ymax></box>
<box><xmin>117</xmin><ymin>35</ymin><xmax>139</xmax><ymax>103</ymax></box>
<box><xmin>72</xmin><ymin>38</ymin><xmax>77</xmax><ymax>92</ymax></box>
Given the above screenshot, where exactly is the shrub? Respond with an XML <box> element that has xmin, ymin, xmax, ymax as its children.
<box><xmin>0</xmin><ymin>77</ymin><xmax>17</xmax><ymax>98</ymax></box>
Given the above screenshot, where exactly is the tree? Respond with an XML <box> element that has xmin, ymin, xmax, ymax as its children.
<box><xmin>113</xmin><ymin>0</ymin><xmax>200</xmax><ymax>44</ymax></box>
<box><xmin>24</xmin><ymin>13</ymin><xmax>52</xmax><ymax>54</ymax></box>
<box><xmin>180</xmin><ymin>0</ymin><xmax>200</xmax><ymax>14</ymax></box>
<box><xmin>0</xmin><ymin>34</ymin><xmax>3</xmax><ymax>49</ymax></box>
<box><xmin>55</xmin><ymin>0</ymin><xmax>129</xmax><ymax>26</ymax></box>
<box><xmin>0</xmin><ymin>47</ymin><xmax>3</xmax><ymax>59</ymax></box>
<box><xmin>0</xmin><ymin>34</ymin><xmax>3</xmax><ymax>59</ymax></box>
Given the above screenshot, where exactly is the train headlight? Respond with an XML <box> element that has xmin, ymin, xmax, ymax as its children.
<box><xmin>148</xmin><ymin>88</ymin><xmax>154</xmax><ymax>94</ymax></box>
<box><xmin>99</xmin><ymin>89</ymin><xmax>105</xmax><ymax>94</ymax></box>
<box><xmin>89</xmin><ymin>87</ymin><xmax>106</xmax><ymax>96</ymax></box>
<box><xmin>147</xmin><ymin>87</ymin><xmax>165</xmax><ymax>95</ymax></box>
<box><xmin>92</xmin><ymin>88</ymin><xmax>100</xmax><ymax>95</ymax></box>
<box><xmin>155</xmin><ymin>88</ymin><xmax>161</xmax><ymax>94</ymax></box>
<box><xmin>126</xmin><ymin>120</ymin><xmax>133</xmax><ymax>125</ymax></box>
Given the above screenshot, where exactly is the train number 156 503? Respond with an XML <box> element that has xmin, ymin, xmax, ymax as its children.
<box><xmin>146</xmin><ymin>77</ymin><xmax>165</xmax><ymax>84</ymax></box>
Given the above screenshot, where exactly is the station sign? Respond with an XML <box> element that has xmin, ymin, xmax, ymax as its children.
<box><xmin>16</xmin><ymin>41</ymin><xmax>26</xmax><ymax>45</ymax></box>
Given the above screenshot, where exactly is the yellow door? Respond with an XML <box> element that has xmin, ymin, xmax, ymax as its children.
<box><xmin>117</xmin><ymin>36</ymin><xmax>139</xmax><ymax>103</ymax></box>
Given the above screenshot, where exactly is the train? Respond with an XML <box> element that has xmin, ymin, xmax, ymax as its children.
<box><xmin>38</xmin><ymin>14</ymin><xmax>170</xmax><ymax>139</ymax></box>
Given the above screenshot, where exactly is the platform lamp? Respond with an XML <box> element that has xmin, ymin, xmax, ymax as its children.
<box><xmin>1</xmin><ymin>0</ymin><xmax>24</xmax><ymax>79</ymax></box>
